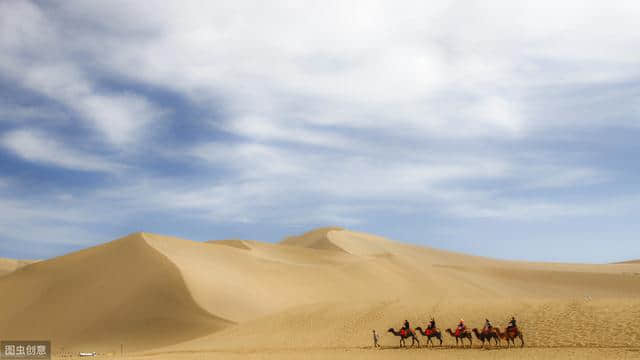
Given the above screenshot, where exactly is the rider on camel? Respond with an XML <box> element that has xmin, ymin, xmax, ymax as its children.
<box><xmin>402</xmin><ymin>319</ymin><xmax>411</xmax><ymax>336</ymax></box>
<box><xmin>483</xmin><ymin>318</ymin><xmax>493</xmax><ymax>333</ymax></box>
<box><xmin>507</xmin><ymin>316</ymin><xmax>517</xmax><ymax>331</ymax></box>
<box><xmin>428</xmin><ymin>317</ymin><xmax>436</xmax><ymax>330</ymax></box>
<box><xmin>456</xmin><ymin>319</ymin><xmax>466</xmax><ymax>336</ymax></box>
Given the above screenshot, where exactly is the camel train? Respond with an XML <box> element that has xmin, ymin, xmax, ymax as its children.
<box><xmin>386</xmin><ymin>317</ymin><xmax>524</xmax><ymax>349</ymax></box>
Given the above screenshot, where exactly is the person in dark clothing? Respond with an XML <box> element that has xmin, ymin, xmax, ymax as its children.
<box><xmin>403</xmin><ymin>320</ymin><xmax>410</xmax><ymax>331</ymax></box>
<box><xmin>428</xmin><ymin>318</ymin><xmax>436</xmax><ymax>330</ymax></box>
<box><xmin>507</xmin><ymin>316</ymin><xmax>517</xmax><ymax>330</ymax></box>
<box><xmin>372</xmin><ymin>330</ymin><xmax>380</xmax><ymax>348</ymax></box>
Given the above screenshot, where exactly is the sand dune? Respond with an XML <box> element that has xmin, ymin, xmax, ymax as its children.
<box><xmin>617</xmin><ymin>259</ymin><xmax>640</xmax><ymax>264</ymax></box>
<box><xmin>0</xmin><ymin>257</ymin><xmax>35</xmax><ymax>277</ymax></box>
<box><xmin>152</xmin><ymin>229</ymin><xmax>640</xmax><ymax>356</ymax></box>
<box><xmin>0</xmin><ymin>233</ymin><xmax>229</xmax><ymax>353</ymax></box>
<box><xmin>0</xmin><ymin>228</ymin><xmax>638</xmax><ymax>359</ymax></box>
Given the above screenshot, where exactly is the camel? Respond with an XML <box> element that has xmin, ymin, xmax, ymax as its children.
<box><xmin>387</xmin><ymin>328</ymin><xmax>420</xmax><ymax>348</ymax></box>
<box><xmin>445</xmin><ymin>328</ymin><xmax>473</xmax><ymax>348</ymax></box>
<box><xmin>414</xmin><ymin>326</ymin><xmax>443</xmax><ymax>346</ymax></box>
<box><xmin>496</xmin><ymin>326</ymin><xmax>524</xmax><ymax>348</ymax></box>
<box><xmin>472</xmin><ymin>328</ymin><xmax>500</xmax><ymax>348</ymax></box>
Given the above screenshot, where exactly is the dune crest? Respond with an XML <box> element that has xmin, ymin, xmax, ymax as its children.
<box><xmin>0</xmin><ymin>257</ymin><xmax>36</xmax><ymax>277</ymax></box>
<box><xmin>616</xmin><ymin>259</ymin><xmax>640</xmax><ymax>264</ymax></box>
<box><xmin>279</xmin><ymin>226</ymin><xmax>346</xmax><ymax>252</ymax></box>
<box><xmin>280</xmin><ymin>227</ymin><xmax>398</xmax><ymax>256</ymax></box>
<box><xmin>206</xmin><ymin>239</ymin><xmax>252</xmax><ymax>250</ymax></box>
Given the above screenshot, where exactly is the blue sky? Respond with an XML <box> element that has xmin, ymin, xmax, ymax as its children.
<box><xmin>1</xmin><ymin>0</ymin><xmax>639</xmax><ymax>262</ymax></box>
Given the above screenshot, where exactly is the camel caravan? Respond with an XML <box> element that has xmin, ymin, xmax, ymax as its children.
<box><xmin>383</xmin><ymin>317</ymin><xmax>524</xmax><ymax>349</ymax></box>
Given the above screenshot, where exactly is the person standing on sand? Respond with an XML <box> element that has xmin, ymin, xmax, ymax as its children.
<box><xmin>372</xmin><ymin>330</ymin><xmax>380</xmax><ymax>348</ymax></box>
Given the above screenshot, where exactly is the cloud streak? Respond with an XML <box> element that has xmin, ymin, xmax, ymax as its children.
<box><xmin>1</xmin><ymin>129</ymin><xmax>123</xmax><ymax>172</ymax></box>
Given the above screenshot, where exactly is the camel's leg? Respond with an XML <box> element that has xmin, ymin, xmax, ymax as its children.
<box><xmin>519</xmin><ymin>334</ymin><xmax>524</xmax><ymax>347</ymax></box>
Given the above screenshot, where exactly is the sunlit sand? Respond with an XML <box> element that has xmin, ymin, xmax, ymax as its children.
<box><xmin>1</xmin><ymin>228</ymin><xmax>638</xmax><ymax>359</ymax></box>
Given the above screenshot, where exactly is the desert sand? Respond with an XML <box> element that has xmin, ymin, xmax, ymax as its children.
<box><xmin>0</xmin><ymin>228</ymin><xmax>639</xmax><ymax>359</ymax></box>
<box><xmin>0</xmin><ymin>257</ymin><xmax>36</xmax><ymax>277</ymax></box>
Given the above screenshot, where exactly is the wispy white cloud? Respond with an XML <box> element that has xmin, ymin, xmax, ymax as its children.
<box><xmin>0</xmin><ymin>2</ymin><xmax>163</xmax><ymax>146</ymax></box>
<box><xmin>185</xmin><ymin>140</ymin><xmax>612</xmax><ymax>222</ymax></box>
<box><xmin>523</xmin><ymin>167</ymin><xmax>610</xmax><ymax>189</ymax></box>
<box><xmin>0</xmin><ymin>129</ymin><xmax>122</xmax><ymax>172</ymax></box>
<box><xmin>219</xmin><ymin>116</ymin><xmax>359</xmax><ymax>149</ymax></box>
<box><xmin>445</xmin><ymin>193</ymin><xmax>640</xmax><ymax>221</ymax></box>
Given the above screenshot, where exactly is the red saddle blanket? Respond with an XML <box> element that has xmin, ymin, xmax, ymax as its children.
<box><xmin>400</xmin><ymin>329</ymin><xmax>407</xmax><ymax>337</ymax></box>
<box><xmin>425</xmin><ymin>329</ymin><xmax>434</xmax><ymax>336</ymax></box>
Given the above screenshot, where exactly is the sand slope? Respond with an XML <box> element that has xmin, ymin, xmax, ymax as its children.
<box><xmin>1</xmin><ymin>228</ymin><xmax>639</xmax><ymax>358</ymax></box>
<box><xmin>0</xmin><ymin>257</ymin><xmax>35</xmax><ymax>277</ymax></box>
<box><xmin>0</xmin><ymin>233</ymin><xmax>230</xmax><ymax>353</ymax></box>
<box><xmin>617</xmin><ymin>259</ymin><xmax>640</xmax><ymax>264</ymax></box>
<box><xmin>152</xmin><ymin>229</ymin><xmax>640</xmax><ymax>356</ymax></box>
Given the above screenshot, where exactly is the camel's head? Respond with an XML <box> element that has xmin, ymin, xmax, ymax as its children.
<box><xmin>387</xmin><ymin>328</ymin><xmax>394</xmax><ymax>333</ymax></box>
<box><xmin>415</xmin><ymin>326</ymin><xmax>422</xmax><ymax>331</ymax></box>
<box><xmin>472</xmin><ymin>328</ymin><xmax>479</xmax><ymax>333</ymax></box>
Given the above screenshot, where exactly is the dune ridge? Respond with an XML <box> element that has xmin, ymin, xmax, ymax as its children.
<box><xmin>0</xmin><ymin>257</ymin><xmax>36</xmax><ymax>277</ymax></box>
<box><xmin>279</xmin><ymin>226</ymin><xmax>346</xmax><ymax>252</ymax></box>
<box><xmin>616</xmin><ymin>259</ymin><xmax>640</xmax><ymax>264</ymax></box>
<box><xmin>206</xmin><ymin>239</ymin><xmax>252</xmax><ymax>250</ymax></box>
